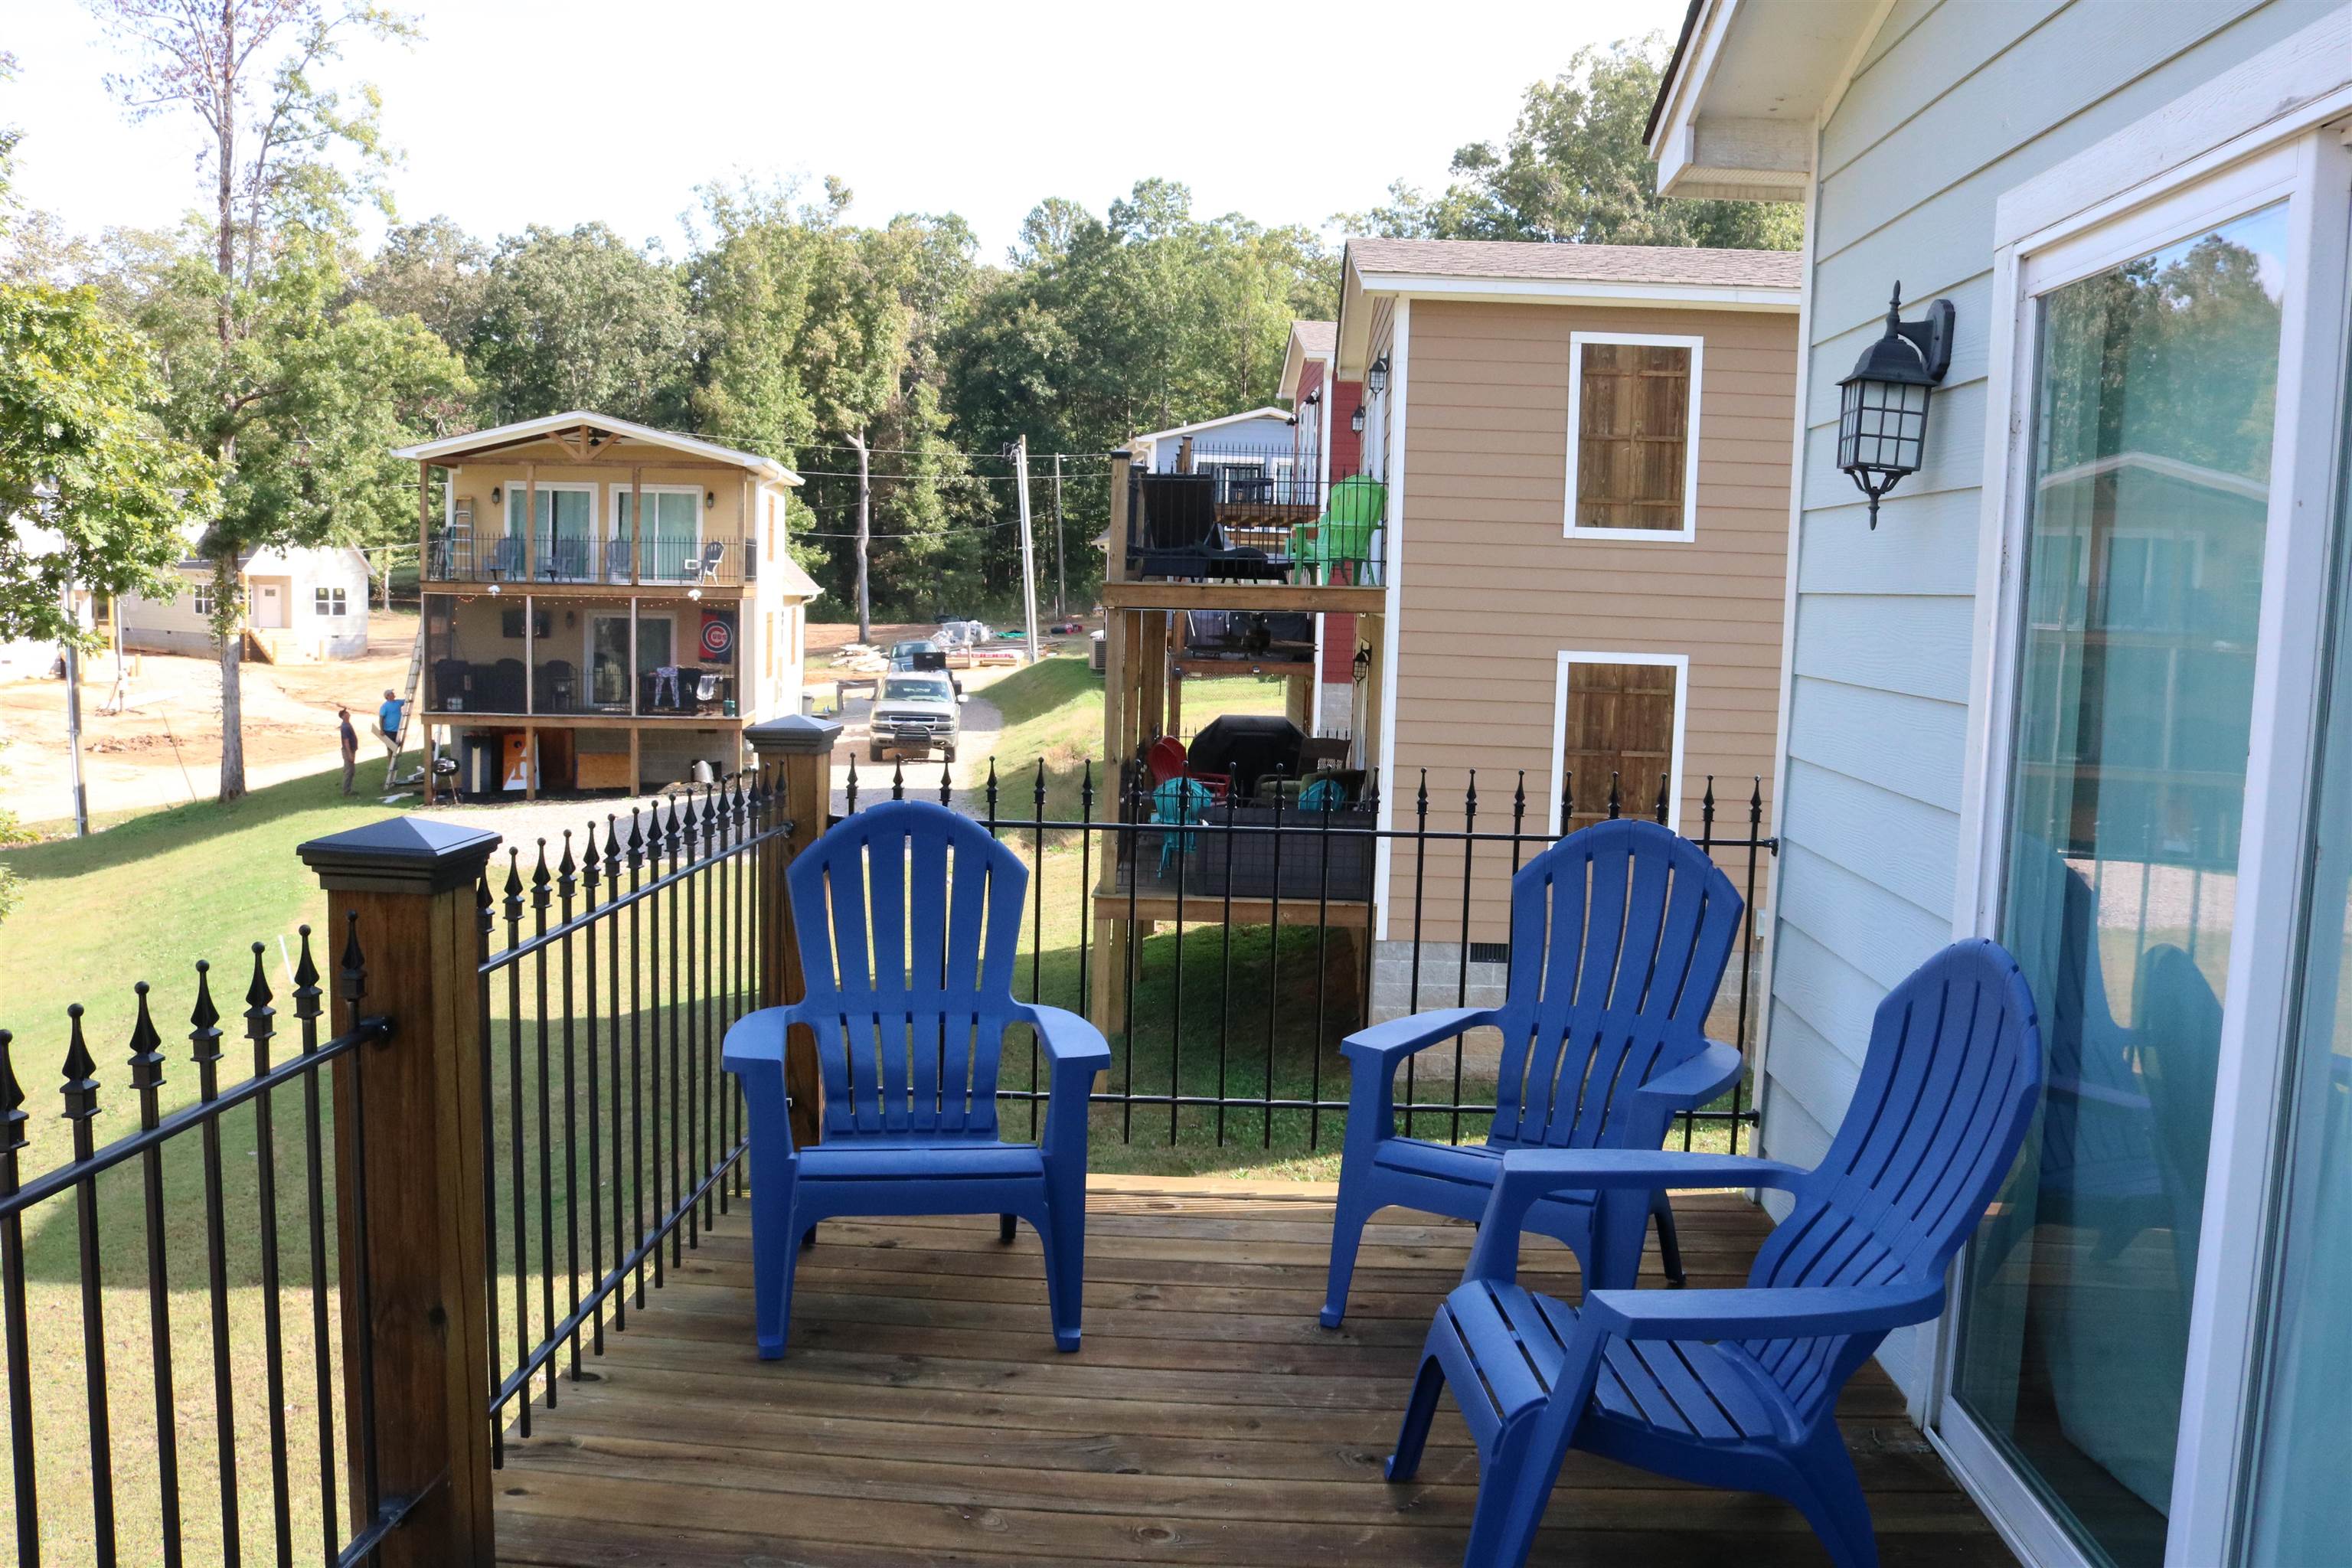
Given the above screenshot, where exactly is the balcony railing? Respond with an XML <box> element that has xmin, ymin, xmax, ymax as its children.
<box><xmin>426</xmin><ymin>656</ymin><xmax>740</xmax><ymax>719</ymax></box>
<box><xmin>1125</xmin><ymin>458</ymin><xmax>1383</xmax><ymax>586</ymax></box>
<box><xmin>425</xmin><ymin>529</ymin><xmax>747</xmax><ymax>588</ymax></box>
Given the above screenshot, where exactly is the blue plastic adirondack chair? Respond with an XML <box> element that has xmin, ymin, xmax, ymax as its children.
<box><xmin>720</xmin><ymin>801</ymin><xmax>1110</xmax><ymax>1359</ymax></box>
<box><xmin>1385</xmin><ymin>939</ymin><xmax>2043</xmax><ymax>1568</ymax></box>
<box><xmin>1321</xmin><ymin>819</ymin><xmax>1745</xmax><ymax>1328</ymax></box>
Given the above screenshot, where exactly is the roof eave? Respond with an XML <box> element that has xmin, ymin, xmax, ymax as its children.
<box><xmin>1349</xmin><ymin>272</ymin><xmax>1801</xmax><ymax>311</ymax></box>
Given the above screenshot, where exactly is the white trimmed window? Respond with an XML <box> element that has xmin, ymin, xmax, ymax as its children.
<box><xmin>1564</xmin><ymin>332</ymin><xmax>1703</xmax><ymax>540</ymax></box>
<box><xmin>314</xmin><ymin>586</ymin><xmax>348</xmax><ymax>617</ymax></box>
<box><xmin>192</xmin><ymin>583</ymin><xmax>214</xmax><ymax>618</ymax></box>
<box><xmin>1548</xmin><ymin>652</ymin><xmax>1688</xmax><ymax>832</ymax></box>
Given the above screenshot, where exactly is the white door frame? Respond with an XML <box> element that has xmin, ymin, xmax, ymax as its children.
<box><xmin>1936</xmin><ymin>106</ymin><xmax>2352</xmax><ymax>1568</ymax></box>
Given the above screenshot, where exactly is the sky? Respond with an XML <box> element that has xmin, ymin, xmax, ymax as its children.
<box><xmin>4</xmin><ymin>0</ymin><xmax>1691</xmax><ymax>261</ymax></box>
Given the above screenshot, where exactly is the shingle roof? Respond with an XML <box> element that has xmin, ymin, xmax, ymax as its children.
<box><xmin>1289</xmin><ymin>320</ymin><xmax>1337</xmax><ymax>356</ymax></box>
<box><xmin>1348</xmin><ymin>238</ymin><xmax>1800</xmax><ymax>290</ymax></box>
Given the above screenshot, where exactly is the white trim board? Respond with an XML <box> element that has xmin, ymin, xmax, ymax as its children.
<box><xmin>1357</xmin><ymin>276</ymin><xmax>1798</xmax><ymax>312</ymax></box>
<box><xmin>1563</xmin><ymin>331</ymin><xmax>1705</xmax><ymax>543</ymax></box>
<box><xmin>1372</xmin><ymin>299</ymin><xmax>1410</xmax><ymax>944</ymax></box>
<box><xmin>1545</xmin><ymin>651</ymin><xmax>1690</xmax><ymax>835</ymax></box>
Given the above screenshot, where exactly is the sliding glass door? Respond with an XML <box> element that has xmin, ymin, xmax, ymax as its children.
<box><xmin>1952</xmin><ymin>201</ymin><xmax>2288</xmax><ymax>1568</ymax></box>
<box><xmin>2241</xmin><ymin>364</ymin><xmax>2352</xmax><ymax>1565</ymax></box>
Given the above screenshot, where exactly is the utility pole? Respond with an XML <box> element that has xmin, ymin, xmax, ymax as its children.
<box><xmin>1010</xmin><ymin>436</ymin><xmax>1042</xmax><ymax>665</ymax></box>
<box><xmin>1051</xmin><ymin>452</ymin><xmax>1067</xmax><ymax>620</ymax></box>
<box><xmin>849</xmin><ymin>429</ymin><xmax>872</xmax><ymax>643</ymax></box>
<box><xmin>61</xmin><ymin>580</ymin><xmax>89</xmax><ymax>838</ymax></box>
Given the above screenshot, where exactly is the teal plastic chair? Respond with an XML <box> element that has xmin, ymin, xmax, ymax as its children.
<box><xmin>1384</xmin><ymin>939</ymin><xmax>2043</xmax><ymax>1568</ymax></box>
<box><xmin>1150</xmin><ymin>776</ymin><xmax>1217</xmax><ymax>873</ymax></box>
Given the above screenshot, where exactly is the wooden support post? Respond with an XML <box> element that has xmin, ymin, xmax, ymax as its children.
<box><xmin>297</xmin><ymin>818</ymin><xmax>501</xmax><ymax>1568</ymax></box>
<box><xmin>629</xmin><ymin>466</ymin><xmax>643</xmax><ymax>586</ymax></box>
<box><xmin>522</xmin><ymin>463</ymin><xmax>537</xmax><ymax>583</ymax></box>
<box><xmin>746</xmin><ymin>713</ymin><xmax>841</xmax><ymax>1150</ymax></box>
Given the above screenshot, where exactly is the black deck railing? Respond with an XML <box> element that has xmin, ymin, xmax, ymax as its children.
<box><xmin>1124</xmin><ymin>456</ymin><xmax>1383</xmax><ymax>586</ymax></box>
<box><xmin>0</xmin><ymin>925</ymin><xmax>424</xmax><ymax>1566</ymax></box>
<box><xmin>838</xmin><ymin>756</ymin><xmax>1775</xmax><ymax>1157</ymax></box>
<box><xmin>472</xmin><ymin>775</ymin><xmax>783</xmax><ymax>1459</ymax></box>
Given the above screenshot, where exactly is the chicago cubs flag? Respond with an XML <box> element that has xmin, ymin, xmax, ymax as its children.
<box><xmin>700</xmin><ymin>610</ymin><xmax>736</xmax><ymax>661</ymax></box>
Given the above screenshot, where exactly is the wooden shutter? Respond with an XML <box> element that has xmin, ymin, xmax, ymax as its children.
<box><xmin>1574</xmin><ymin>342</ymin><xmax>1691</xmax><ymax>531</ymax></box>
<box><xmin>1560</xmin><ymin>661</ymin><xmax>1678</xmax><ymax>828</ymax></box>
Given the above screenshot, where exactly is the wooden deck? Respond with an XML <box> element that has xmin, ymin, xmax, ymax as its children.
<box><xmin>492</xmin><ymin>1177</ymin><xmax>2010</xmax><ymax>1568</ymax></box>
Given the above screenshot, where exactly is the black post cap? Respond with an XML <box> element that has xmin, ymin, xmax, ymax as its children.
<box><xmin>298</xmin><ymin>816</ymin><xmax>502</xmax><ymax>896</ymax></box>
<box><xmin>744</xmin><ymin>714</ymin><xmax>842</xmax><ymax>756</ymax></box>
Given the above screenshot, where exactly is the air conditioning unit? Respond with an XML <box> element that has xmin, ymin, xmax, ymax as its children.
<box><xmin>1089</xmin><ymin>629</ymin><xmax>1106</xmax><ymax>674</ymax></box>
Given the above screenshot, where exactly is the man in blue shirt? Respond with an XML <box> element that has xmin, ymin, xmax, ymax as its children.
<box><xmin>377</xmin><ymin>689</ymin><xmax>404</xmax><ymax>761</ymax></box>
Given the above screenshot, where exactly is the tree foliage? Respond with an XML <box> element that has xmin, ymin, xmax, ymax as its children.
<box><xmin>0</xmin><ymin>280</ymin><xmax>214</xmax><ymax>642</ymax></box>
<box><xmin>1338</xmin><ymin>37</ymin><xmax>1802</xmax><ymax>251</ymax></box>
<box><xmin>472</xmin><ymin>223</ymin><xmax>691</xmax><ymax>425</ymax></box>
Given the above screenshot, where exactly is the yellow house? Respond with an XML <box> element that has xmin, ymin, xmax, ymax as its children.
<box><xmin>394</xmin><ymin>411</ymin><xmax>822</xmax><ymax>799</ymax></box>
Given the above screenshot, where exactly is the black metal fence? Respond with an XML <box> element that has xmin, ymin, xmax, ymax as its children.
<box><xmin>2</xmin><ymin>750</ymin><xmax>1774</xmax><ymax>1562</ymax></box>
<box><xmin>472</xmin><ymin>775</ymin><xmax>783</xmax><ymax>1460</ymax></box>
<box><xmin>0</xmin><ymin>923</ymin><xmax>416</xmax><ymax>1566</ymax></box>
<box><xmin>836</xmin><ymin>755</ymin><xmax>1775</xmax><ymax>1158</ymax></box>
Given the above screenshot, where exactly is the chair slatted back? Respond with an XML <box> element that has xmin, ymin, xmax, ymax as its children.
<box><xmin>1740</xmin><ymin>939</ymin><xmax>2043</xmax><ymax>1421</ymax></box>
<box><xmin>1488</xmin><ymin>821</ymin><xmax>1743</xmax><ymax>1150</ymax></box>
<box><xmin>786</xmin><ymin>801</ymin><xmax>1027</xmax><ymax>1139</ymax></box>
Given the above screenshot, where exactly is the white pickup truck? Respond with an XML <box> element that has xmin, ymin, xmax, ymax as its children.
<box><xmin>868</xmin><ymin>671</ymin><xmax>963</xmax><ymax>764</ymax></box>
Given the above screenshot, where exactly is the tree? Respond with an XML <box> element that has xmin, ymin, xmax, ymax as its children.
<box><xmin>1338</xmin><ymin>38</ymin><xmax>1802</xmax><ymax>251</ymax></box>
<box><xmin>0</xmin><ymin>281</ymin><xmax>214</xmax><ymax>643</ymax></box>
<box><xmin>472</xmin><ymin>223</ymin><xmax>691</xmax><ymax>425</ymax></box>
<box><xmin>90</xmin><ymin>0</ymin><xmax>445</xmax><ymax>802</ymax></box>
<box><xmin>360</xmin><ymin>213</ymin><xmax>490</xmax><ymax>350</ymax></box>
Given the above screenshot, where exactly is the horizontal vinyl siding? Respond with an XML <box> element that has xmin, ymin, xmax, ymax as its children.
<box><xmin>1764</xmin><ymin>0</ymin><xmax>2331</xmax><ymax>1406</ymax></box>
<box><xmin>1389</xmin><ymin>300</ymin><xmax>1796</xmax><ymax>941</ymax></box>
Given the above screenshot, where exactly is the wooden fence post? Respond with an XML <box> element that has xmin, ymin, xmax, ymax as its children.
<box><xmin>746</xmin><ymin>714</ymin><xmax>841</xmax><ymax>1149</ymax></box>
<box><xmin>296</xmin><ymin>817</ymin><xmax>501</xmax><ymax>1568</ymax></box>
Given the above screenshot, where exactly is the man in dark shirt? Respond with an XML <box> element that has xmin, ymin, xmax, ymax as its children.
<box><xmin>338</xmin><ymin>707</ymin><xmax>358</xmax><ymax>795</ymax></box>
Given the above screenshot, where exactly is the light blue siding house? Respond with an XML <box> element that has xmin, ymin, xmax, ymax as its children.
<box><xmin>1651</xmin><ymin>3</ymin><xmax>2352</xmax><ymax>1566</ymax></box>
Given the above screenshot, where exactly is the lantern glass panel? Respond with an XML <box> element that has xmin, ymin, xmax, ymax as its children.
<box><xmin>1838</xmin><ymin>377</ymin><xmax>1930</xmax><ymax>475</ymax></box>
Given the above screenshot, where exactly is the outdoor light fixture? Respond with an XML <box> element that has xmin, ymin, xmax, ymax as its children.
<box><xmin>1838</xmin><ymin>283</ymin><xmax>1954</xmax><ymax>528</ymax></box>
<box><xmin>1304</xmin><ymin>388</ymin><xmax>1321</xmax><ymax>407</ymax></box>
<box><xmin>1351</xmin><ymin>646</ymin><xmax>1371</xmax><ymax>684</ymax></box>
<box><xmin>1350</xmin><ymin>404</ymin><xmax>1367</xmax><ymax>436</ymax></box>
<box><xmin>490</xmin><ymin>485</ymin><xmax>501</xmax><ymax>505</ymax></box>
<box><xmin>704</xmin><ymin>490</ymin><xmax>717</xmax><ymax>508</ymax></box>
<box><xmin>488</xmin><ymin>583</ymin><xmax>501</xmax><ymax>596</ymax></box>
<box><xmin>1367</xmin><ymin>355</ymin><xmax>1390</xmax><ymax>397</ymax></box>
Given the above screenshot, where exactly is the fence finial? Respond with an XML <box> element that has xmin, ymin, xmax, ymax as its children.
<box><xmin>292</xmin><ymin>925</ymin><xmax>322</xmax><ymax>1020</ymax></box>
<box><xmin>0</xmin><ymin>1031</ymin><xmax>24</xmax><ymax>1156</ymax></box>
<box><xmin>188</xmin><ymin>963</ymin><xmax>224</xmax><ymax>1073</ymax></box>
<box><xmin>60</xmin><ymin>1004</ymin><xmax>99</xmax><ymax>1120</ymax></box>
<box><xmin>338</xmin><ymin>910</ymin><xmax>365</xmax><ymax>1004</ymax></box>
<box><xmin>128</xmin><ymin>980</ymin><xmax>168</xmax><ymax>1093</ymax></box>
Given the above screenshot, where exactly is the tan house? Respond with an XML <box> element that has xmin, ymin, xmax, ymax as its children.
<box><xmin>1328</xmin><ymin>237</ymin><xmax>1801</xmax><ymax>1009</ymax></box>
<box><xmin>394</xmin><ymin>411</ymin><xmax>822</xmax><ymax>799</ymax></box>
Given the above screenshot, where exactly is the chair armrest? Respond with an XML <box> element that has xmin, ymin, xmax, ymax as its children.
<box><xmin>1632</xmin><ymin>1041</ymin><xmax>1743</xmax><ymax>1115</ymax></box>
<box><xmin>1583</xmin><ymin>1276</ymin><xmax>1946</xmax><ymax>1341</ymax></box>
<box><xmin>1021</xmin><ymin>1004</ymin><xmax>1112</xmax><ymax>1073</ymax></box>
<box><xmin>1340</xmin><ymin>1008</ymin><xmax>1495</xmax><ymax>1067</ymax></box>
<box><xmin>1465</xmin><ymin>1150</ymin><xmax>1811</xmax><ymax>1284</ymax></box>
<box><xmin>720</xmin><ymin>1004</ymin><xmax>798</xmax><ymax>1073</ymax></box>
<box><xmin>720</xmin><ymin>1006</ymin><xmax>799</xmax><ymax>1158</ymax></box>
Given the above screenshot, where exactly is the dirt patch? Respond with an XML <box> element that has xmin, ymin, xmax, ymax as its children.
<box><xmin>0</xmin><ymin>609</ymin><xmax>421</xmax><ymax>826</ymax></box>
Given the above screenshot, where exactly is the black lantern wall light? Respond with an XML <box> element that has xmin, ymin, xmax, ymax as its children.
<box><xmin>1838</xmin><ymin>284</ymin><xmax>1954</xmax><ymax>528</ymax></box>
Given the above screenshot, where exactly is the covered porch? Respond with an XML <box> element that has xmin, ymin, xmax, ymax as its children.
<box><xmin>492</xmin><ymin>1177</ymin><xmax>2007</xmax><ymax>1567</ymax></box>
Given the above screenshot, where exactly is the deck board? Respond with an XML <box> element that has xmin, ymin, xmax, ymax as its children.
<box><xmin>493</xmin><ymin>1178</ymin><xmax>2010</xmax><ymax>1567</ymax></box>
